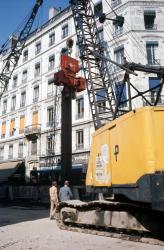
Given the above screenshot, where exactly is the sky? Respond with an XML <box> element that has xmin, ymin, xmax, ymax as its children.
<box><xmin>0</xmin><ymin>0</ymin><xmax>69</xmax><ymax>45</ymax></box>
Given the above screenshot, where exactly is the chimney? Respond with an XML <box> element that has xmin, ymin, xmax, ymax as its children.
<box><xmin>49</xmin><ymin>7</ymin><xmax>60</xmax><ymax>20</ymax></box>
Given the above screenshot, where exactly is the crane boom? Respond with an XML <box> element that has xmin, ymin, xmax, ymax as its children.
<box><xmin>70</xmin><ymin>0</ymin><xmax>117</xmax><ymax>129</ymax></box>
<box><xmin>0</xmin><ymin>0</ymin><xmax>43</xmax><ymax>98</ymax></box>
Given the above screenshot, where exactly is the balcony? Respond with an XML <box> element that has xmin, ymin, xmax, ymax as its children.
<box><xmin>49</xmin><ymin>41</ymin><xmax>55</xmax><ymax>47</ymax></box>
<box><xmin>33</xmin><ymin>97</ymin><xmax>39</xmax><ymax>103</ymax></box>
<box><xmin>0</xmin><ymin>156</ymin><xmax>4</xmax><ymax>161</ymax></box>
<box><xmin>76</xmin><ymin>144</ymin><xmax>84</xmax><ymax>150</ymax></box>
<box><xmin>35</xmin><ymin>49</ymin><xmax>41</xmax><ymax>55</ymax></box>
<box><xmin>25</xmin><ymin>124</ymin><xmax>41</xmax><ymax>140</ymax></box>
<box><xmin>2</xmin><ymin>110</ymin><xmax>7</xmax><ymax>115</ymax></box>
<box><xmin>48</xmin><ymin>65</ymin><xmax>54</xmax><ymax>71</ymax></box>
<box><xmin>20</xmin><ymin>102</ymin><xmax>25</xmax><ymax>108</ymax></box>
<box><xmin>22</xmin><ymin>78</ymin><xmax>27</xmax><ymax>84</ymax></box>
<box><xmin>34</xmin><ymin>72</ymin><xmax>40</xmax><ymax>78</ymax></box>
<box><xmin>11</xmin><ymin>106</ymin><xmax>16</xmax><ymax>112</ymax></box>
<box><xmin>12</xmin><ymin>83</ymin><xmax>17</xmax><ymax>88</ymax></box>
<box><xmin>18</xmin><ymin>152</ymin><xmax>23</xmax><ymax>158</ymax></box>
<box><xmin>1</xmin><ymin>134</ymin><xmax>5</xmax><ymax>139</ymax></box>
<box><xmin>47</xmin><ymin>91</ymin><xmax>54</xmax><ymax>98</ymax></box>
<box><xmin>8</xmin><ymin>154</ymin><xmax>13</xmax><ymax>160</ymax></box>
<box><xmin>113</xmin><ymin>27</ymin><xmax>123</xmax><ymax>37</ymax></box>
<box><xmin>76</xmin><ymin>113</ymin><xmax>84</xmax><ymax>120</ymax></box>
<box><xmin>111</xmin><ymin>0</ymin><xmax>122</xmax><ymax>8</ymax></box>
<box><xmin>145</xmin><ymin>24</ymin><xmax>157</xmax><ymax>30</ymax></box>
<box><xmin>46</xmin><ymin>121</ymin><xmax>54</xmax><ymax>127</ymax></box>
<box><xmin>26</xmin><ymin>155</ymin><xmax>39</xmax><ymax>163</ymax></box>
<box><xmin>19</xmin><ymin>129</ymin><xmax>24</xmax><ymax>134</ymax></box>
<box><xmin>147</xmin><ymin>59</ymin><xmax>160</xmax><ymax>66</ymax></box>
<box><xmin>47</xmin><ymin>149</ymin><xmax>55</xmax><ymax>156</ymax></box>
<box><xmin>10</xmin><ymin>131</ymin><xmax>15</xmax><ymax>137</ymax></box>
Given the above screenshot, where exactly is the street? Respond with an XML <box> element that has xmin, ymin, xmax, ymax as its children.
<box><xmin>0</xmin><ymin>206</ymin><xmax>163</xmax><ymax>250</ymax></box>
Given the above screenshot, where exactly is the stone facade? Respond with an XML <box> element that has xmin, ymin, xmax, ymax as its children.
<box><xmin>0</xmin><ymin>0</ymin><xmax>164</xmax><ymax>181</ymax></box>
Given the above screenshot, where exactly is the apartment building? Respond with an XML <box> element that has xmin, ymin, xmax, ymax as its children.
<box><xmin>0</xmin><ymin>0</ymin><xmax>164</xmax><ymax>182</ymax></box>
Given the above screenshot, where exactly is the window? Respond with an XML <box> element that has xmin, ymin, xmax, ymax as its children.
<box><xmin>18</xmin><ymin>142</ymin><xmax>23</xmax><ymax>158</ymax></box>
<box><xmin>0</xmin><ymin>146</ymin><xmax>4</xmax><ymax>161</ymax></box>
<box><xmin>76</xmin><ymin>42</ymin><xmax>80</xmax><ymax>57</ymax></box>
<box><xmin>35</xmin><ymin>41</ymin><xmax>41</xmax><ymax>55</ymax></box>
<box><xmin>49</xmin><ymin>32</ymin><xmax>55</xmax><ymax>46</ymax></box>
<box><xmin>20</xmin><ymin>91</ymin><xmax>26</xmax><ymax>107</ymax></box>
<box><xmin>146</xmin><ymin>41</ymin><xmax>159</xmax><ymax>65</ymax></box>
<box><xmin>11</xmin><ymin>95</ymin><xmax>16</xmax><ymax>111</ymax></box>
<box><xmin>111</xmin><ymin>0</ymin><xmax>122</xmax><ymax>8</ymax></box>
<box><xmin>10</xmin><ymin>118</ymin><xmax>15</xmax><ymax>136</ymax></box>
<box><xmin>1</xmin><ymin>121</ymin><xmax>6</xmax><ymax>139</ymax></box>
<box><xmin>31</xmin><ymin>140</ymin><xmax>37</xmax><ymax>155</ymax></box>
<box><xmin>48</xmin><ymin>55</ymin><xmax>55</xmax><ymax>71</ymax></box>
<box><xmin>34</xmin><ymin>62</ymin><xmax>40</xmax><ymax>77</ymax></box>
<box><xmin>149</xmin><ymin>77</ymin><xmax>161</xmax><ymax>104</ymax></box>
<box><xmin>47</xmin><ymin>78</ymin><xmax>54</xmax><ymax>97</ymax></box>
<box><xmin>96</xmin><ymin>89</ymin><xmax>106</xmax><ymax>113</ymax></box>
<box><xmin>96</xmin><ymin>28</ymin><xmax>104</xmax><ymax>44</ymax></box>
<box><xmin>76</xmin><ymin>130</ymin><xmax>84</xmax><ymax>150</ymax></box>
<box><xmin>76</xmin><ymin>97</ymin><xmax>84</xmax><ymax>119</ymax></box>
<box><xmin>8</xmin><ymin>145</ymin><xmax>13</xmax><ymax>159</ymax></box>
<box><xmin>22</xmin><ymin>69</ymin><xmax>28</xmax><ymax>83</ymax></box>
<box><xmin>47</xmin><ymin>107</ymin><xmax>54</xmax><ymax>127</ymax></box>
<box><xmin>47</xmin><ymin>136</ymin><xmax>54</xmax><ymax>155</ymax></box>
<box><xmin>113</xmin><ymin>22</ymin><xmax>123</xmax><ymax>36</ymax></box>
<box><xmin>144</xmin><ymin>10</ymin><xmax>156</xmax><ymax>30</ymax></box>
<box><xmin>114</xmin><ymin>46</ymin><xmax>124</xmax><ymax>64</ymax></box>
<box><xmin>115</xmin><ymin>82</ymin><xmax>127</xmax><ymax>107</ymax></box>
<box><xmin>19</xmin><ymin>115</ymin><xmax>25</xmax><ymax>134</ymax></box>
<box><xmin>114</xmin><ymin>46</ymin><xmax>124</xmax><ymax>69</ymax></box>
<box><xmin>2</xmin><ymin>100</ymin><xmax>7</xmax><ymax>115</ymax></box>
<box><xmin>62</xmin><ymin>24</ymin><xmax>68</xmax><ymax>39</ymax></box>
<box><xmin>33</xmin><ymin>86</ymin><xmax>39</xmax><ymax>103</ymax></box>
<box><xmin>94</xmin><ymin>1</ymin><xmax>102</xmax><ymax>18</ymax></box>
<box><xmin>12</xmin><ymin>75</ymin><xmax>18</xmax><ymax>88</ymax></box>
<box><xmin>23</xmin><ymin>49</ymin><xmax>28</xmax><ymax>62</ymax></box>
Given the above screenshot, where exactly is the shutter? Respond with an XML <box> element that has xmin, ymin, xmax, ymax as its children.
<box><xmin>2</xmin><ymin>122</ymin><xmax>6</xmax><ymax>135</ymax></box>
<box><xmin>10</xmin><ymin>119</ymin><xmax>15</xmax><ymax>134</ymax></box>
<box><xmin>33</xmin><ymin>111</ymin><xmax>38</xmax><ymax>128</ymax></box>
<box><xmin>20</xmin><ymin>116</ymin><xmax>25</xmax><ymax>133</ymax></box>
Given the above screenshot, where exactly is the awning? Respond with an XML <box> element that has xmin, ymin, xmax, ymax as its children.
<box><xmin>0</xmin><ymin>161</ymin><xmax>22</xmax><ymax>183</ymax></box>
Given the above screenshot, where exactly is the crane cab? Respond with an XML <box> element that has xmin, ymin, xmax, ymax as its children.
<box><xmin>87</xmin><ymin>106</ymin><xmax>164</xmax><ymax>211</ymax></box>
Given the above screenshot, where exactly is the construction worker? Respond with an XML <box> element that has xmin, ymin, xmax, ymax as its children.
<box><xmin>59</xmin><ymin>180</ymin><xmax>73</xmax><ymax>202</ymax></box>
<box><xmin>49</xmin><ymin>181</ymin><xmax>58</xmax><ymax>219</ymax></box>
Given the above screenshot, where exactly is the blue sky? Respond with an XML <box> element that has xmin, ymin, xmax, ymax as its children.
<box><xmin>0</xmin><ymin>0</ymin><xmax>69</xmax><ymax>45</ymax></box>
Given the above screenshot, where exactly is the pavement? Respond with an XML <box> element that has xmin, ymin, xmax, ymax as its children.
<box><xmin>0</xmin><ymin>206</ymin><xmax>164</xmax><ymax>250</ymax></box>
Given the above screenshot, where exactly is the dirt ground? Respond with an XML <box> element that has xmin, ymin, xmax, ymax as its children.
<box><xmin>0</xmin><ymin>206</ymin><xmax>163</xmax><ymax>250</ymax></box>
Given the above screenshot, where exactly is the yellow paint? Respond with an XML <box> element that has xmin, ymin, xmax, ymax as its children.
<box><xmin>2</xmin><ymin>121</ymin><xmax>6</xmax><ymax>135</ymax></box>
<box><xmin>86</xmin><ymin>106</ymin><xmax>164</xmax><ymax>187</ymax></box>
<box><xmin>20</xmin><ymin>115</ymin><xmax>25</xmax><ymax>133</ymax></box>
<box><xmin>33</xmin><ymin>111</ymin><xmax>38</xmax><ymax>128</ymax></box>
<box><xmin>10</xmin><ymin>119</ymin><xmax>15</xmax><ymax>133</ymax></box>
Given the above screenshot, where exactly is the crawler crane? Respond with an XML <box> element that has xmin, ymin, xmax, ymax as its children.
<box><xmin>55</xmin><ymin>0</ymin><xmax>164</xmax><ymax>240</ymax></box>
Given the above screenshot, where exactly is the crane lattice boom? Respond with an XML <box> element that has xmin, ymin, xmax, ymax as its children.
<box><xmin>0</xmin><ymin>0</ymin><xmax>43</xmax><ymax>98</ymax></box>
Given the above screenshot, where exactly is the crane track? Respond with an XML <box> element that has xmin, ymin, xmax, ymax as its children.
<box><xmin>55</xmin><ymin>200</ymin><xmax>164</xmax><ymax>246</ymax></box>
<box><xmin>56</xmin><ymin>218</ymin><xmax>164</xmax><ymax>246</ymax></box>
